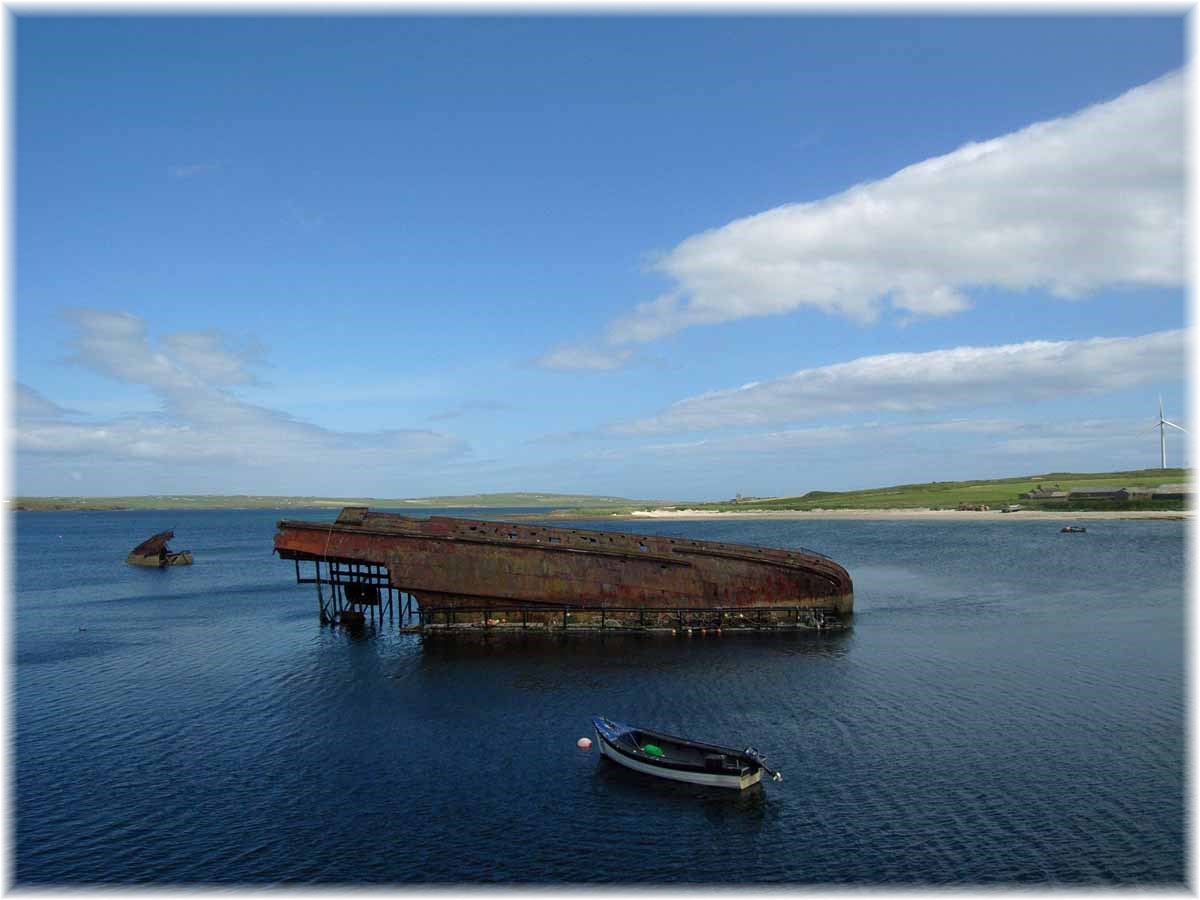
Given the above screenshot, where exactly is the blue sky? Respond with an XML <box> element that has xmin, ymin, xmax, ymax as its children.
<box><xmin>13</xmin><ymin>14</ymin><xmax>1188</xmax><ymax>500</ymax></box>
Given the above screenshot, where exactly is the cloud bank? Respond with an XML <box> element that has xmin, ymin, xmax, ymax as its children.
<box><xmin>539</xmin><ymin>69</ymin><xmax>1183</xmax><ymax>370</ymax></box>
<box><xmin>628</xmin><ymin>417</ymin><xmax>1170</xmax><ymax>460</ymax></box>
<box><xmin>17</xmin><ymin>310</ymin><xmax>465</xmax><ymax>490</ymax></box>
<box><xmin>607</xmin><ymin>330</ymin><xmax>1186</xmax><ymax>435</ymax></box>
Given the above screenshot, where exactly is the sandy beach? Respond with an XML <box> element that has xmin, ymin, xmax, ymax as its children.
<box><xmin>625</xmin><ymin>508</ymin><xmax>1190</xmax><ymax>521</ymax></box>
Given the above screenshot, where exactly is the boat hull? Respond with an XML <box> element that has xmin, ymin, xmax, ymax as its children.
<box><xmin>125</xmin><ymin>529</ymin><xmax>193</xmax><ymax>567</ymax></box>
<box><xmin>126</xmin><ymin>551</ymin><xmax>193</xmax><ymax>567</ymax></box>
<box><xmin>592</xmin><ymin>716</ymin><xmax>764</xmax><ymax>790</ymax></box>
<box><xmin>274</xmin><ymin>507</ymin><xmax>852</xmax><ymax>617</ymax></box>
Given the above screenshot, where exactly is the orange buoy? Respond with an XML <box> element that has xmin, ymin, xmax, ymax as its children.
<box><xmin>577</xmin><ymin>737</ymin><xmax>593</xmax><ymax>749</ymax></box>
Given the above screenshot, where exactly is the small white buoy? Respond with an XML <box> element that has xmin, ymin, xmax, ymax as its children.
<box><xmin>577</xmin><ymin>737</ymin><xmax>593</xmax><ymax>749</ymax></box>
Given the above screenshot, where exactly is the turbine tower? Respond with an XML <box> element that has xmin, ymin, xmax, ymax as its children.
<box><xmin>1153</xmin><ymin>397</ymin><xmax>1186</xmax><ymax>469</ymax></box>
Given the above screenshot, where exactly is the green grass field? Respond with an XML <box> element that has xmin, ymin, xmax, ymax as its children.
<box><xmin>675</xmin><ymin>468</ymin><xmax>1189</xmax><ymax>512</ymax></box>
<box><xmin>10</xmin><ymin>492</ymin><xmax>661</xmax><ymax>512</ymax></box>
<box><xmin>10</xmin><ymin>470</ymin><xmax>1189</xmax><ymax>513</ymax></box>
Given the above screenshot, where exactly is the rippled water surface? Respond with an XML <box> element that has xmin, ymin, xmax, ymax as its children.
<box><xmin>15</xmin><ymin>509</ymin><xmax>1185</xmax><ymax>884</ymax></box>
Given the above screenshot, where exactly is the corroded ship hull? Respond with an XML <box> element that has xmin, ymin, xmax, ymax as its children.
<box><xmin>273</xmin><ymin>507</ymin><xmax>852</xmax><ymax>618</ymax></box>
<box><xmin>125</xmin><ymin>529</ymin><xmax>193</xmax><ymax>568</ymax></box>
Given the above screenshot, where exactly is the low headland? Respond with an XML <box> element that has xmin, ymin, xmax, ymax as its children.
<box><xmin>10</xmin><ymin>469</ymin><xmax>1189</xmax><ymax>520</ymax></box>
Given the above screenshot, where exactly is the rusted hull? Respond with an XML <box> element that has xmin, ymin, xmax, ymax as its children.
<box><xmin>274</xmin><ymin>507</ymin><xmax>853</xmax><ymax>617</ymax></box>
<box><xmin>125</xmin><ymin>550</ymin><xmax>193</xmax><ymax>567</ymax></box>
<box><xmin>125</xmin><ymin>528</ymin><xmax>193</xmax><ymax>567</ymax></box>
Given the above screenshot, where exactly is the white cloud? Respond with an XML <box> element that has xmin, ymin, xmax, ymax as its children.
<box><xmin>63</xmin><ymin>309</ymin><xmax>263</xmax><ymax>391</ymax></box>
<box><xmin>15</xmin><ymin>383</ymin><xmax>76</xmax><ymax>419</ymax></box>
<box><xmin>595</xmin><ymin>416</ymin><xmax>1177</xmax><ymax>473</ymax></box>
<box><xmin>161</xmin><ymin>331</ymin><xmax>263</xmax><ymax>386</ymax></box>
<box><xmin>18</xmin><ymin>310</ymin><xmax>466</xmax><ymax>486</ymax></box>
<box><xmin>535</xmin><ymin>342</ymin><xmax>633</xmax><ymax>371</ymax></box>
<box><xmin>543</xmin><ymin>70</ymin><xmax>1184</xmax><ymax>368</ymax></box>
<box><xmin>607</xmin><ymin>330</ymin><xmax>1186</xmax><ymax>435</ymax></box>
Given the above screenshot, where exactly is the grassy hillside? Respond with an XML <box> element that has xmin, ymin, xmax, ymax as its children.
<box><xmin>386</xmin><ymin>492</ymin><xmax>657</xmax><ymax>509</ymax></box>
<box><xmin>10</xmin><ymin>492</ymin><xmax>661</xmax><ymax>512</ymax></box>
<box><xmin>680</xmin><ymin>469</ymin><xmax>1189</xmax><ymax>512</ymax></box>
<box><xmin>10</xmin><ymin>471</ymin><xmax>1190</xmax><ymax>513</ymax></box>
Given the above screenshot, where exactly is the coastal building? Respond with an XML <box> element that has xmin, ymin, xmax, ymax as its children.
<box><xmin>1019</xmin><ymin>485</ymin><xmax>1069</xmax><ymax>500</ymax></box>
<box><xmin>1068</xmin><ymin>487</ymin><xmax>1141</xmax><ymax>501</ymax></box>
<box><xmin>1152</xmin><ymin>483</ymin><xmax>1191</xmax><ymax>500</ymax></box>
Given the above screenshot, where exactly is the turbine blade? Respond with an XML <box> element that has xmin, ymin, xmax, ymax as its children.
<box><xmin>1163</xmin><ymin>420</ymin><xmax>1187</xmax><ymax>433</ymax></box>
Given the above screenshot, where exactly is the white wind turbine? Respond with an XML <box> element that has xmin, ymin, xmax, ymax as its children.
<box><xmin>1149</xmin><ymin>397</ymin><xmax>1186</xmax><ymax>469</ymax></box>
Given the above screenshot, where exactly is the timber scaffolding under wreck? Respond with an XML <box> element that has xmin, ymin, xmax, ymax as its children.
<box><xmin>273</xmin><ymin>507</ymin><xmax>854</xmax><ymax>633</ymax></box>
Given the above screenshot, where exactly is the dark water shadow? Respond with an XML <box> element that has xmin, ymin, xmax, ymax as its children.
<box><xmin>590</xmin><ymin>754</ymin><xmax>774</xmax><ymax>832</ymax></box>
<box><xmin>412</xmin><ymin>628</ymin><xmax>853</xmax><ymax>663</ymax></box>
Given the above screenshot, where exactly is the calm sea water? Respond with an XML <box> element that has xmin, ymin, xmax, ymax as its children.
<box><xmin>14</xmin><ymin>508</ymin><xmax>1185</xmax><ymax>885</ymax></box>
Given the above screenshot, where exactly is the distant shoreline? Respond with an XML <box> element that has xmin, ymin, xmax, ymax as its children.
<box><xmin>11</xmin><ymin>503</ymin><xmax>1189</xmax><ymax>521</ymax></box>
<box><xmin>614</xmin><ymin>508</ymin><xmax>1190</xmax><ymax>521</ymax></box>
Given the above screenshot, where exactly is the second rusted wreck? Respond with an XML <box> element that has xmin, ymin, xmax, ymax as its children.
<box><xmin>274</xmin><ymin>507</ymin><xmax>852</xmax><ymax>630</ymax></box>
<box><xmin>126</xmin><ymin>529</ymin><xmax>194</xmax><ymax>568</ymax></box>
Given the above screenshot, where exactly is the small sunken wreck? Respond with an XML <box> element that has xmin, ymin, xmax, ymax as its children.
<box><xmin>125</xmin><ymin>529</ymin><xmax>194</xmax><ymax>568</ymax></box>
<box><xmin>273</xmin><ymin>507</ymin><xmax>853</xmax><ymax>632</ymax></box>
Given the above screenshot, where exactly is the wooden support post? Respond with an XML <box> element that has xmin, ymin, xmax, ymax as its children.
<box><xmin>315</xmin><ymin>561</ymin><xmax>327</xmax><ymax>623</ymax></box>
<box><xmin>562</xmin><ymin>608</ymin><xmax>568</xmax><ymax>631</ymax></box>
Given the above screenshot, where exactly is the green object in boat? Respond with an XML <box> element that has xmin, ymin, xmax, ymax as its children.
<box><xmin>642</xmin><ymin>743</ymin><xmax>664</xmax><ymax>757</ymax></box>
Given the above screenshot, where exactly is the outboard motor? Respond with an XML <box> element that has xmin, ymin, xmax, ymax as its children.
<box><xmin>742</xmin><ymin>746</ymin><xmax>784</xmax><ymax>782</ymax></box>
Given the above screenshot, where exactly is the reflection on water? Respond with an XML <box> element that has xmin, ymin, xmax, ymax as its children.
<box><xmin>414</xmin><ymin>629</ymin><xmax>853</xmax><ymax>664</ymax></box>
<box><xmin>591</xmin><ymin>756</ymin><xmax>772</xmax><ymax>828</ymax></box>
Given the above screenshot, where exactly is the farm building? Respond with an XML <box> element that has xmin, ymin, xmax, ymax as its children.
<box><xmin>1019</xmin><ymin>486</ymin><xmax>1069</xmax><ymax>500</ymax></box>
<box><xmin>1068</xmin><ymin>487</ymin><xmax>1134</xmax><ymax>501</ymax></box>
<box><xmin>1152</xmin><ymin>484</ymin><xmax>1191</xmax><ymax>500</ymax></box>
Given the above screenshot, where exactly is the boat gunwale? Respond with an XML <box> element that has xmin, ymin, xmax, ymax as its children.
<box><xmin>592</xmin><ymin>716</ymin><xmax>760</xmax><ymax>778</ymax></box>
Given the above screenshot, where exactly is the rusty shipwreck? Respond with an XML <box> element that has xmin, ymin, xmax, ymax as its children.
<box><xmin>274</xmin><ymin>507</ymin><xmax>853</xmax><ymax>632</ymax></box>
<box><xmin>126</xmin><ymin>529</ymin><xmax>194</xmax><ymax>568</ymax></box>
